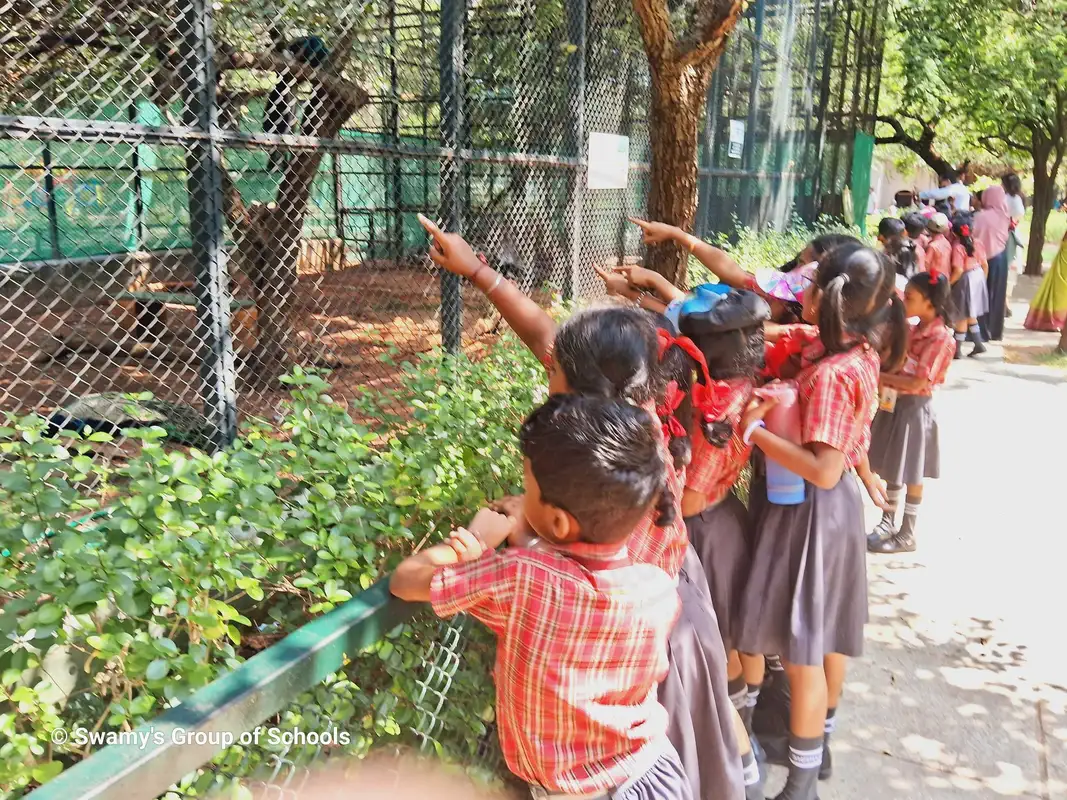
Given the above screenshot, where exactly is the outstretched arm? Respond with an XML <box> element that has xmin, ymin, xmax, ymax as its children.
<box><xmin>629</xmin><ymin>217</ymin><xmax>752</xmax><ymax>290</ymax></box>
<box><xmin>418</xmin><ymin>214</ymin><xmax>557</xmax><ymax>363</ymax></box>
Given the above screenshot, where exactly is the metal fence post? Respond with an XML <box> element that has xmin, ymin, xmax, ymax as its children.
<box><xmin>438</xmin><ymin>0</ymin><xmax>466</xmax><ymax>354</ymax></box>
<box><xmin>565</xmin><ymin>0</ymin><xmax>587</xmax><ymax>300</ymax></box>
<box><xmin>739</xmin><ymin>0</ymin><xmax>766</xmax><ymax>228</ymax></box>
<box><xmin>41</xmin><ymin>141</ymin><xmax>61</xmax><ymax>259</ymax></box>
<box><xmin>179</xmin><ymin>0</ymin><xmax>238</xmax><ymax>448</ymax></box>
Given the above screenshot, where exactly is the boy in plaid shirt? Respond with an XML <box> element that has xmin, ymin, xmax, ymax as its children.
<box><xmin>390</xmin><ymin>395</ymin><xmax>691</xmax><ymax>800</ymax></box>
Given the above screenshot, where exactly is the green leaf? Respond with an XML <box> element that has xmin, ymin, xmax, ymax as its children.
<box><xmin>145</xmin><ymin>659</ymin><xmax>170</xmax><ymax>681</ymax></box>
<box><xmin>175</xmin><ymin>485</ymin><xmax>202</xmax><ymax>503</ymax></box>
<box><xmin>31</xmin><ymin>761</ymin><xmax>64</xmax><ymax>783</ymax></box>
<box><xmin>35</xmin><ymin>603</ymin><xmax>63</xmax><ymax>625</ymax></box>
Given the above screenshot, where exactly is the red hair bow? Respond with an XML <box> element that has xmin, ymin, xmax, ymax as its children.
<box><xmin>656</xmin><ymin>380</ymin><xmax>687</xmax><ymax>439</ymax></box>
<box><xmin>657</xmin><ymin>328</ymin><xmax>731</xmax><ymax>422</ymax></box>
<box><xmin>927</xmin><ymin>267</ymin><xmax>942</xmax><ymax>284</ymax></box>
<box><xmin>960</xmin><ymin>224</ymin><xmax>971</xmax><ymax>237</ymax></box>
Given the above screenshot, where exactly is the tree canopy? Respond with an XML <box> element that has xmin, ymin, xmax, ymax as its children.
<box><xmin>882</xmin><ymin>0</ymin><xmax>1067</xmax><ymax>272</ymax></box>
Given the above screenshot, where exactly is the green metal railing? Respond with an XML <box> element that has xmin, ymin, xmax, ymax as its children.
<box><xmin>24</xmin><ymin>581</ymin><xmax>487</xmax><ymax>800</ymax></box>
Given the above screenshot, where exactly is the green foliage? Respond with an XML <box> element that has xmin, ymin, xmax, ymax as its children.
<box><xmin>0</xmin><ymin>336</ymin><xmax>543</xmax><ymax>797</ymax></box>
<box><xmin>688</xmin><ymin>216</ymin><xmax>864</xmax><ymax>284</ymax></box>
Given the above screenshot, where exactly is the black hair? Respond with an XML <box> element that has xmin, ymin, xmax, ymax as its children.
<box><xmin>675</xmin><ymin>290</ymin><xmax>770</xmax><ymax>448</ymax></box>
<box><xmin>779</xmin><ymin>233</ymin><xmax>861</xmax><ymax>272</ymax></box>
<box><xmin>951</xmin><ymin>212</ymin><xmax>976</xmax><ymax>258</ymax></box>
<box><xmin>894</xmin><ymin>189</ymin><xmax>915</xmax><ymax>208</ymax></box>
<box><xmin>878</xmin><ymin>217</ymin><xmax>906</xmax><ymax>241</ymax></box>
<box><xmin>553</xmin><ymin>307</ymin><xmax>659</xmax><ymax>407</ymax></box>
<box><xmin>648</xmin><ymin>311</ymin><xmax>696</xmax><ymax>471</ymax></box>
<box><xmin>934</xmin><ymin>199</ymin><xmax>951</xmax><ymax>217</ymax></box>
<box><xmin>902</xmin><ymin>212</ymin><xmax>927</xmax><ymax>239</ymax></box>
<box><xmin>813</xmin><ymin>242</ymin><xmax>908</xmax><ymax>371</ymax></box>
<box><xmin>520</xmin><ymin>394</ymin><xmax>674</xmax><ymax>542</ymax></box>
<box><xmin>1002</xmin><ymin>173</ymin><xmax>1023</xmax><ymax>197</ymax></box>
<box><xmin>885</xmin><ymin>237</ymin><xmax>918</xmax><ymax>278</ymax></box>
<box><xmin>906</xmin><ymin>270</ymin><xmax>953</xmax><ymax>326</ymax></box>
<box><xmin>939</xmin><ymin>169</ymin><xmax>960</xmax><ymax>184</ymax></box>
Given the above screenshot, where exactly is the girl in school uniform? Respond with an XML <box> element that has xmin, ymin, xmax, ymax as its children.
<box><xmin>735</xmin><ymin>242</ymin><xmax>907</xmax><ymax>800</ymax></box>
<box><xmin>948</xmin><ymin>214</ymin><xmax>989</xmax><ymax>358</ymax></box>
<box><xmin>657</xmin><ymin>290</ymin><xmax>774</xmax><ymax>798</ymax></box>
<box><xmin>419</xmin><ymin>215</ymin><xmax>747</xmax><ymax>800</ymax></box>
<box><xmin>867</xmin><ymin>270</ymin><xmax>956</xmax><ymax>554</ymax></box>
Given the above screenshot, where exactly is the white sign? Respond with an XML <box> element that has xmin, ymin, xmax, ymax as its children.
<box><xmin>587</xmin><ymin>132</ymin><xmax>630</xmax><ymax>190</ymax></box>
<box><xmin>728</xmin><ymin>120</ymin><xmax>746</xmax><ymax>159</ymax></box>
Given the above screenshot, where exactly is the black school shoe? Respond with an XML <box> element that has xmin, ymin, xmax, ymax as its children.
<box><xmin>867</xmin><ymin>519</ymin><xmax>896</xmax><ymax>551</ymax></box>
<box><xmin>869</xmin><ymin>529</ymin><xmax>916</xmax><ymax>554</ymax></box>
<box><xmin>969</xmin><ymin>339</ymin><xmax>988</xmax><ymax>357</ymax></box>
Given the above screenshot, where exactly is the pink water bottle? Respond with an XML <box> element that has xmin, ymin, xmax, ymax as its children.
<box><xmin>755</xmin><ymin>381</ymin><xmax>806</xmax><ymax>505</ymax></box>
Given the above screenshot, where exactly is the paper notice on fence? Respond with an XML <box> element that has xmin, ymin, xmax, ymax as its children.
<box><xmin>587</xmin><ymin>132</ymin><xmax>630</xmax><ymax>190</ymax></box>
<box><xmin>728</xmin><ymin>120</ymin><xmax>745</xmax><ymax>159</ymax></box>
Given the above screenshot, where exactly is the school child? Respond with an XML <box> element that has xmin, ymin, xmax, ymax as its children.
<box><xmin>735</xmin><ymin>242</ymin><xmax>907</xmax><ymax>800</ymax></box>
<box><xmin>419</xmin><ymin>215</ymin><xmax>746</xmax><ymax>800</ymax></box>
<box><xmin>867</xmin><ymin>270</ymin><xmax>957</xmax><ymax>554</ymax></box>
<box><xmin>664</xmin><ymin>290</ymin><xmax>774</xmax><ymax>797</ymax></box>
<box><xmin>902</xmin><ymin>212</ymin><xmax>929</xmax><ymax>273</ymax></box>
<box><xmin>948</xmin><ymin>214</ymin><xmax>990</xmax><ymax>358</ymax></box>
<box><xmin>925</xmin><ymin>213</ymin><xmax>952</xmax><ymax>280</ymax></box>
<box><xmin>390</xmin><ymin>394</ymin><xmax>691</xmax><ymax>799</ymax></box>
<box><xmin>878</xmin><ymin>216</ymin><xmax>918</xmax><ymax>289</ymax></box>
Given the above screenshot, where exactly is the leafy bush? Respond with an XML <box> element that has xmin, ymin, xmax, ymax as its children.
<box><xmin>0</xmin><ymin>335</ymin><xmax>544</xmax><ymax>798</ymax></box>
<box><xmin>688</xmin><ymin>216</ymin><xmax>865</xmax><ymax>285</ymax></box>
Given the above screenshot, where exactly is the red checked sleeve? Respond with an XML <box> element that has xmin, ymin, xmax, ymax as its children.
<box><xmin>430</xmin><ymin>550</ymin><xmax>519</xmax><ymax>635</ymax></box>
<box><xmin>950</xmin><ymin>244</ymin><xmax>965</xmax><ymax>273</ymax></box>
<box><xmin>915</xmin><ymin>332</ymin><xmax>956</xmax><ymax>387</ymax></box>
<box><xmin>802</xmin><ymin>365</ymin><xmax>861</xmax><ymax>453</ymax></box>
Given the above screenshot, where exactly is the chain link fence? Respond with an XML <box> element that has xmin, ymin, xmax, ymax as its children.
<box><xmin>0</xmin><ymin>0</ymin><xmax>884</xmax><ymax>451</ymax></box>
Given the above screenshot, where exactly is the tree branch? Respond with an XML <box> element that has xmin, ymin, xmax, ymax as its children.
<box><xmin>978</xmin><ymin>134</ymin><xmax>1029</xmax><ymax>155</ymax></box>
<box><xmin>631</xmin><ymin>0</ymin><xmax>676</xmax><ymax>65</ymax></box>
<box><xmin>676</xmin><ymin>0</ymin><xmax>746</xmax><ymax>67</ymax></box>
<box><xmin>873</xmin><ymin>114</ymin><xmax>907</xmax><ymax>144</ymax></box>
<box><xmin>218</xmin><ymin>50</ymin><xmax>369</xmax><ymax>110</ymax></box>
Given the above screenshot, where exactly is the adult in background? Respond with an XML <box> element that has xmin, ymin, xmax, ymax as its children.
<box><xmin>920</xmin><ymin>170</ymin><xmax>971</xmax><ymax>213</ymax></box>
<box><xmin>1002</xmin><ymin>173</ymin><xmax>1027</xmax><ymax>293</ymax></box>
<box><xmin>973</xmin><ymin>184</ymin><xmax>1013</xmax><ymax>341</ymax></box>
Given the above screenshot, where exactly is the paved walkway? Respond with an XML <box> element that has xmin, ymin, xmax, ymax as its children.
<box><xmin>765</xmin><ymin>293</ymin><xmax>1067</xmax><ymax>798</ymax></box>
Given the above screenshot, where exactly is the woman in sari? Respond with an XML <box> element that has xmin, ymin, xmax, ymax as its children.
<box><xmin>1024</xmin><ymin>231</ymin><xmax>1067</xmax><ymax>332</ymax></box>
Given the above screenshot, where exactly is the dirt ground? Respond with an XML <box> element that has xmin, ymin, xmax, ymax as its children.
<box><xmin>0</xmin><ymin>263</ymin><xmax>505</xmax><ymax>432</ymax></box>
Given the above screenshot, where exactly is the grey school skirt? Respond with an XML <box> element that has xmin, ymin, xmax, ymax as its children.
<box><xmin>735</xmin><ymin>472</ymin><xmax>868</xmax><ymax>666</ymax></box>
<box><xmin>951</xmin><ymin>268</ymin><xmax>989</xmax><ymax>322</ymax></box>
<box><xmin>685</xmin><ymin>493</ymin><xmax>750</xmax><ymax>654</ymax></box>
<box><xmin>659</xmin><ymin>545</ymin><xmax>745</xmax><ymax>800</ymax></box>
<box><xmin>868</xmin><ymin>395</ymin><xmax>940</xmax><ymax>486</ymax></box>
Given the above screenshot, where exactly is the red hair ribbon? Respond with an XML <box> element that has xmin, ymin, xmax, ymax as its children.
<box><xmin>656</xmin><ymin>380</ymin><xmax>687</xmax><ymax>440</ymax></box>
<box><xmin>927</xmin><ymin>267</ymin><xmax>942</xmax><ymax>284</ymax></box>
<box><xmin>762</xmin><ymin>330</ymin><xmax>805</xmax><ymax>379</ymax></box>
<box><xmin>657</xmin><ymin>329</ymin><xmax>732</xmax><ymax>423</ymax></box>
<box><xmin>960</xmin><ymin>224</ymin><xmax>971</xmax><ymax>237</ymax></box>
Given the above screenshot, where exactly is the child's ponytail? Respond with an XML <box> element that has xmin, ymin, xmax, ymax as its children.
<box><xmin>817</xmin><ymin>272</ymin><xmax>851</xmax><ymax>354</ymax></box>
<box><xmin>658</xmin><ymin>328</ymin><xmax>739</xmax><ymax>451</ymax></box>
<box><xmin>654</xmin><ymin>480</ymin><xmax>677</xmax><ymax>529</ymax></box>
<box><xmin>655</xmin><ymin>329</ymin><xmax>696</xmax><ymax>471</ymax></box>
<box><xmin>952</xmin><ymin>215</ymin><xmax>976</xmax><ymax>257</ymax></box>
<box><xmin>813</xmin><ymin>242</ymin><xmax>909</xmax><ymax>367</ymax></box>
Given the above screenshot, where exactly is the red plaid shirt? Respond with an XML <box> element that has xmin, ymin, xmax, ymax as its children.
<box><xmin>792</xmin><ymin>334</ymin><xmax>881</xmax><ymax>469</ymax></box>
<box><xmin>430</xmin><ymin>543</ymin><xmax>678</xmax><ymax>794</ymax></box>
<box><xmin>951</xmin><ymin>240</ymin><xmax>988</xmax><ymax>274</ymax></box>
<box><xmin>914</xmin><ymin>241</ymin><xmax>926</xmax><ymax>273</ymax></box>
<box><xmin>926</xmin><ymin>234</ymin><xmax>951</xmax><ymax>276</ymax></box>
<box><xmin>685</xmin><ymin>378</ymin><xmax>755</xmax><ymax>505</ymax></box>
<box><xmin>895</xmin><ymin>319</ymin><xmax>955</xmax><ymax>396</ymax></box>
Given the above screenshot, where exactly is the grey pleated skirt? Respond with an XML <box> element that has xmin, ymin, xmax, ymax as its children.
<box><xmin>868</xmin><ymin>395</ymin><xmax>940</xmax><ymax>486</ymax></box>
<box><xmin>612</xmin><ymin>746</ymin><xmax>694</xmax><ymax>800</ymax></box>
<box><xmin>659</xmin><ymin>545</ymin><xmax>745</xmax><ymax>800</ymax></box>
<box><xmin>685</xmin><ymin>493</ymin><xmax>750</xmax><ymax>654</ymax></box>
<box><xmin>951</xmin><ymin>267</ymin><xmax>989</xmax><ymax>322</ymax></box>
<box><xmin>736</xmin><ymin>472</ymin><xmax>869</xmax><ymax>666</ymax></box>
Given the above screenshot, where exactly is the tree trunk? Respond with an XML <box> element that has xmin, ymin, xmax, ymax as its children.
<box><xmin>245</xmin><ymin>83</ymin><xmax>364</xmax><ymax>382</ymax></box>
<box><xmin>645</xmin><ymin>61</ymin><xmax>715</xmax><ymax>286</ymax></box>
<box><xmin>1026</xmin><ymin>148</ymin><xmax>1056</xmax><ymax>277</ymax></box>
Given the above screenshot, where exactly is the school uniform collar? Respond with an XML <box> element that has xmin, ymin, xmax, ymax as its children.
<box><xmin>552</xmin><ymin>540</ymin><xmax>631</xmax><ymax>571</ymax></box>
<box><xmin>910</xmin><ymin>318</ymin><xmax>944</xmax><ymax>341</ymax></box>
